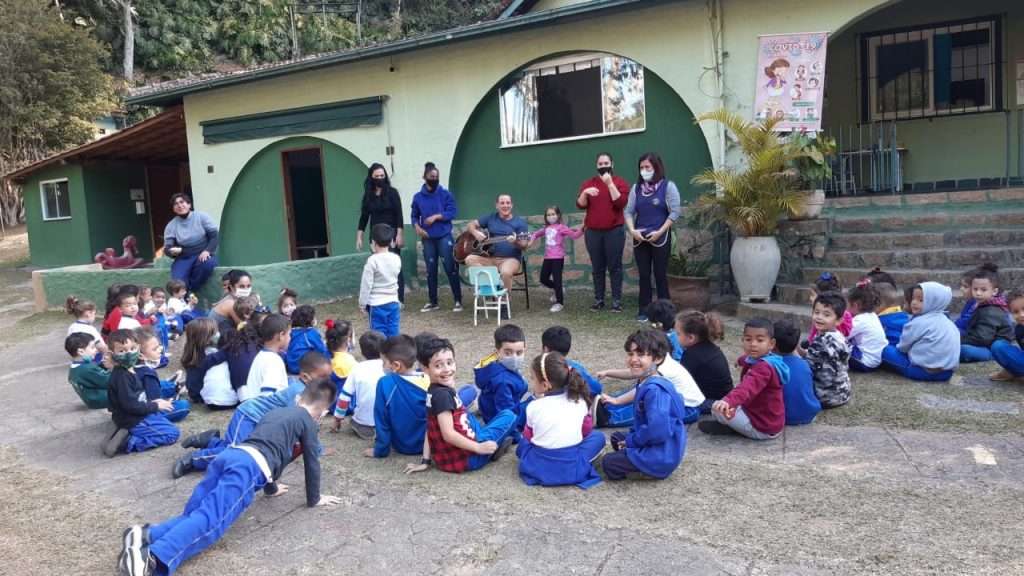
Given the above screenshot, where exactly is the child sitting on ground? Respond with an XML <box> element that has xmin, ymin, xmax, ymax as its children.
<box><xmin>846</xmin><ymin>283</ymin><xmax>887</xmax><ymax>372</ymax></box>
<box><xmin>645</xmin><ymin>299</ymin><xmax>684</xmax><ymax>361</ymax></box>
<box><xmin>517</xmin><ymin>352</ymin><xmax>605</xmax><ymax>489</ymax></box>
<box><xmin>806</xmin><ymin>292</ymin><xmax>852</xmax><ymax>408</ymax></box>
<box><xmin>66</xmin><ymin>295</ymin><xmax>107</xmax><ymax>353</ymax></box>
<box><xmin>277</xmin><ymin>287</ymin><xmax>298</xmax><ymax>317</ymax></box>
<box><xmin>366</xmin><ymin>334</ymin><xmax>431</xmax><ymax>458</ymax></box>
<box><xmin>772</xmin><ymin>320</ymin><xmax>820</xmax><ymax>425</ymax></box>
<box><xmin>359</xmin><ymin>223</ymin><xmax>403</xmax><ymax>337</ymax></box>
<box><xmin>405</xmin><ymin>336</ymin><xmax>516</xmax><ymax>475</ymax></box>
<box><xmin>165</xmin><ymin>279</ymin><xmax>200</xmax><ymax>330</ymax></box>
<box><xmin>700</xmin><ymin>317</ymin><xmax>788</xmax><ymax>439</ymax></box>
<box><xmin>955</xmin><ymin>266</ymin><xmax>979</xmax><ymax>335</ymax></box>
<box><xmin>173</xmin><ymin>351</ymin><xmax>333</xmax><ymax>478</ymax></box>
<box><xmin>325</xmin><ymin>319</ymin><xmax>357</xmax><ymax>396</ymax></box>
<box><xmin>113</xmin><ymin>291</ymin><xmax>142</xmax><ymax>331</ymax></box>
<box><xmin>474</xmin><ymin>324</ymin><xmax>529</xmax><ymax>441</ymax></box>
<box><xmin>65</xmin><ymin>332</ymin><xmax>112</xmax><ymax>409</ymax></box>
<box><xmin>802</xmin><ymin>273</ymin><xmax>853</xmax><ymax>354</ymax></box>
<box><xmin>332</xmin><ymin>331</ymin><xmax>387</xmax><ymax>440</ymax></box>
<box><xmin>118</xmin><ymin>378</ymin><xmax>340</xmax><ymax>576</ymax></box>
<box><xmin>864</xmin><ymin>266</ymin><xmax>897</xmax><ymax>286</ymax></box>
<box><xmin>285</xmin><ymin>305</ymin><xmax>329</xmax><ymax>374</ymax></box>
<box><xmin>232</xmin><ymin>296</ymin><xmax>258</xmax><ymax>330</ymax></box>
<box><xmin>991</xmin><ymin>290</ymin><xmax>1024</xmax><ymax>381</ymax></box>
<box><xmin>674</xmin><ymin>310</ymin><xmax>733</xmax><ymax>411</ymax></box>
<box><xmin>600</xmin><ymin>329</ymin><xmax>686</xmax><ymax>481</ymax></box>
<box><xmin>595</xmin><ymin>345</ymin><xmax>705</xmax><ymax>426</ymax></box>
<box><xmin>102</xmin><ymin>329</ymin><xmax>178</xmax><ymax>457</ymax></box>
<box><xmin>180</xmin><ymin>317</ymin><xmax>218</xmax><ymax>402</ymax></box>
<box><xmin>197</xmin><ymin>323</ymin><xmax>263</xmax><ymax>409</ymax></box>
<box><xmin>540</xmin><ymin>326</ymin><xmax>601</xmax><ymax>396</ymax></box>
<box><xmin>874</xmin><ymin>282</ymin><xmax>910</xmax><ymax>347</ymax></box>
<box><xmin>237</xmin><ymin>313</ymin><xmax>292</xmax><ymax>401</ymax></box>
<box><xmin>134</xmin><ymin>327</ymin><xmax>190</xmax><ymax>422</ymax></box>
<box><xmin>882</xmin><ymin>282</ymin><xmax>960</xmax><ymax>382</ymax></box>
<box><xmin>148</xmin><ymin>287</ymin><xmax>172</xmax><ymax>347</ymax></box>
<box><xmin>960</xmin><ymin>263</ymin><xmax>1013</xmax><ymax>363</ymax></box>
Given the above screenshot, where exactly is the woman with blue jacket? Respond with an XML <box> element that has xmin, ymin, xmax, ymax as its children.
<box><xmin>411</xmin><ymin>162</ymin><xmax>464</xmax><ymax>312</ymax></box>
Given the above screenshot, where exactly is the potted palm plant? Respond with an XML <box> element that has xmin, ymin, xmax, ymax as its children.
<box><xmin>667</xmin><ymin>207</ymin><xmax>715</xmax><ymax>311</ymax></box>
<box><xmin>692</xmin><ymin>109</ymin><xmax>806</xmax><ymax>302</ymax></box>
<box><xmin>787</xmin><ymin>132</ymin><xmax>836</xmax><ymax>220</ymax></box>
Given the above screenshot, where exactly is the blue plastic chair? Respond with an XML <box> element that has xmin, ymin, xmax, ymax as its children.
<box><xmin>467</xmin><ymin>265</ymin><xmax>510</xmax><ymax>326</ymax></box>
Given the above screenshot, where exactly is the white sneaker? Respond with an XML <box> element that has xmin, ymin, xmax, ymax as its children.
<box><xmin>452</xmin><ymin>302</ymin><xmax>464</xmax><ymax>313</ymax></box>
<box><xmin>550</xmin><ymin>303</ymin><xmax>563</xmax><ymax>312</ymax></box>
<box><xmin>420</xmin><ymin>303</ymin><xmax>438</xmax><ymax>312</ymax></box>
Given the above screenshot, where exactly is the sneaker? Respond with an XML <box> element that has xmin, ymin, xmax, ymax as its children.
<box><xmin>181</xmin><ymin>428</ymin><xmax>220</xmax><ymax>449</ymax></box>
<box><xmin>122</xmin><ymin>545</ymin><xmax>156</xmax><ymax>576</ymax></box>
<box><xmin>491</xmin><ymin>437</ymin><xmax>513</xmax><ymax>462</ymax></box>
<box><xmin>348</xmin><ymin>419</ymin><xmax>376</xmax><ymax>441</ymax></box>
<box><xmin>636</xmin><ymin>314</ymin><xmax>649</xmax><ymax>323</ymax></box>
<box><xmin>550</xmin><ymin>303</ymin><xmax>563</xmax><ymax>313</ymax></box>
<box><xmin>698</xmin><ymin>420</ymin><xmax>738</xmax><ymax>436</ymax></box>
<box><xmin>611</xmin><ymin>300</ymin><xmax>622</xmax><ymax>313</ymax></box>
<box><xmin>171</xmin><ymin>450</ymin><xmax>195</xmax><ymax>479</ymax></box>
<box><xmin>589</xmin><ymin>300</ymin><xmax>605</xmax><ymax>312</ymax></box>
<box><xmin>420</xmin><ymin>303</ymin><xmax>439</xmax><ymax>312</ymax></box>
<box><xmin>122</xmin><ymin>524</ymin><xmax>150</xmax><ymax>552</ymax></box>
<box><xmin>103</xmin><ymin>428</ymin><xmax>130</xmax><ymax>458</ymax></box>
<box><xmin>452</xmin><ymin>302</ymin><xmax>464</xmax><ymax>313</ymax></box>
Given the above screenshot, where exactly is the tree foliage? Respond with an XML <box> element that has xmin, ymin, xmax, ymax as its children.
<box><xmin>0</xmin><ymin>0</ymin><xmax>115</xmax><ymax>225</ymax></box>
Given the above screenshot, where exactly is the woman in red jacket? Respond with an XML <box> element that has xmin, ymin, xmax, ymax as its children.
<box><xmin>576</xmin><ymin>152</ymin><xmax>629</xmax><ymax>313</ymax></box>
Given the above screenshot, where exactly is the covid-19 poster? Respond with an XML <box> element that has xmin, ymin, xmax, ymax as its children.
<box><xmin>753</xmin><ymin>32</ymin><xmax>829</xmax><ymax>132</ymax></box>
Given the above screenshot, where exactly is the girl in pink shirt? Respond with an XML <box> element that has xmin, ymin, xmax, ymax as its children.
<box><xmin>530</xmin><ymin>205</ymin><xmax>584</xmax><ymax>312</ymax></box>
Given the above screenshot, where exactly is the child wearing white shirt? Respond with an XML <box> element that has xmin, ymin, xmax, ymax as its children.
<box><xmin>237</xmin><ymin>314</ymin><xmax>291</xmax><ymax>402</ymax></box>
<box><xmin>846</xmin><ymin>284</ymin><xmax>888</xmax><ymax>371</ymax></box>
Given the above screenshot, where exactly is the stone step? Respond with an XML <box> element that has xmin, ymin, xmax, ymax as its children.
<box><xmin>831</xmin><ymin>207</ymin><xmax>1024</xmax><ymax>233</ymax></box>
<box><xmin>773</xmin><ymin>282</ymin><xmax>969</xmax><ymax>311</ymax></box>
<box><xmin>824</xmin><ymin>246</ymin><xmax>1024</xmax><ymax>270</ymax></box>
<box><xmin>736</xmin><ymin>301</ymin><xmax>811</xmax><ymax>326</ymax></box>
<box><xmin>829</xmin><ymin>229</ymin><xmax>1024</xmax><ymax>251</ymax></box>
<box><xmin>825</xmin><ymin>187</ymin><xmax>1024</xmax><ymax>212</ymax></box>
<box><xmin>802</xmin><ymin>266</ymin><xmax>1024</xmax><ymax>290</ymax></box>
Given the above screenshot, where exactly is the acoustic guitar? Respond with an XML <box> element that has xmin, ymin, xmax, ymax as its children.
<box><xmin>454</xmin><ymin>230</ymin><xmax>532</xmax><ymax>263</ymax></box>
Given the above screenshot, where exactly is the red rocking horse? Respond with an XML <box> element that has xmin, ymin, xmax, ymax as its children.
<box><xmin>95</xmin><ymin>235</ymin><xmax>146</xmax><ymax>269</ymax></box>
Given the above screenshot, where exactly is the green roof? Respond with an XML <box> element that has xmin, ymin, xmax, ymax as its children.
<box><xmin>126</xmin><ymin>0</ymin><xmax>680</xmax><ymax>107</ymax></box>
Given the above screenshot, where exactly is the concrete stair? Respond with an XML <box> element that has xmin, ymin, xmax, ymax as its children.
<box><xmin>736</xmin><ymin>188</ymin><xmax>1024</xmax><ymax>326</ymax></box>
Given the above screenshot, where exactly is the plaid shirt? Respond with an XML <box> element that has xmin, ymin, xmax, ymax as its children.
<box><xmin>426</xmin><ymin>384</ymin><xmax>475</xmax><ymax>473</ymax></box>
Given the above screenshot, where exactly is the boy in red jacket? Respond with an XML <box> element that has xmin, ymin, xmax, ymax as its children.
<box><xmin>698</xmin><ymin>317</ymin><xmax>789</xmax><ymax>440</ymax></box>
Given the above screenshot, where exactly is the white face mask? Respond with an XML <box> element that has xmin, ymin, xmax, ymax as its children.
<box><xmin>235</xmin><ymin>287</ymin><xmax>252</xmax><ymax>297</ymax></box>
<box><xmin>546</xmin><ymin>215</ymin><xmax>558</xmax><ymax>225</ymax></box>
<box><xmin>640</xmin><ymin>169</ymin><xmax>655</xmax><ymax>182</ymax></box>
<box><xmin>281</xmin><ymin>304</ymin><xmax>296</xmax><ymax>316</ymax></box>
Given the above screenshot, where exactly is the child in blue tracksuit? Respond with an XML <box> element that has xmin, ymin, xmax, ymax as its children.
<box><xmin>773</xmin><ymin>319</ymin><xmax>821</xmax><ymax>425</ymax></box>
<box><xmin>540</xmin><ymin>326</ymin><xmax>602</xmax><ymax>395</ymax></box>
<box><xmin>173</xmin><ymin>351</ymin><xmax>334</xmax><ymax>478</ymax></box>
<box><xmin>645</xmin><ymin>299</ymin><xmax>684</xmax><ymax>361</ymax></box>
<box><xmin>103</xmin><ymin>329</ymin><xmax>180</xmax><ymax>458</ymax></box>
<box><xmin>117</xmin><ymin>379</ymin><xmax>341</xmax><ymax>576</ymax></box>
<box><xmin>518</xmin><ymin>352</ymin><xmax>605</xmax><ymax>489</ymax></box>
<box><xmin>602</xmin><ymin>328</ymin><xmax>686</xmax><ymax>481</ymax></box>
<box><xmin>992</xmin><ymin>291</ymin><xmax>1024</xmax><ymax>379</ymax></box>
<box><xmin>474</xmin><ymin>324</ymin><xmax>529</xmax><ymax>442</ymax></box>
<box><xmin>882</xmin><ymin>282</ymin><xmax>960</xmax><ymax>381</ymax></box>
<box><xmin>134</xmin><ymin>327</ymin><xmax>190</xmax><ymax>423</ymax></box>
<box><xmin>873</xmin><ymin>282</ymin><xmax>910</xmax><ymax>347</ymax></box>
<box><xmin>284</xmin><ymin>305</ymin><xmax>329</xmax><ymax>374</ymax></box>
<box><xmin>955</xmin><ymin>266</ymin><xmax>979</xmax><ymax>335</ymax></box>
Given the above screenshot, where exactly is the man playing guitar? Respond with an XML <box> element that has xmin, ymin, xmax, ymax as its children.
<box><xmin>465</xmin><ymin>194</ymin><xmax>531</xmax><ymax>300</ymax></box>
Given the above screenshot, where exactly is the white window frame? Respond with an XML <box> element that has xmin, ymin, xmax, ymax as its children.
<box><xmin>39</xmin><ymin>178</ymin><xmax>72</xmax><ymax>221</ymax></box>
<box><xmin>498</xmin><ymin>52</ymin><xmax>646</xmax><ymax>148</ymax></box>
<box><xmin>866</xmin><ymin>20</ymin><xmax>995</xmax><ymax>121</ymax></box>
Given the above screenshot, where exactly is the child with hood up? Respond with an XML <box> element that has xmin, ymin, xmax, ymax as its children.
<box><xmin>881</xmin><ymin>281</ymin><xmax>960</xmax><ymax>381</ymax></box>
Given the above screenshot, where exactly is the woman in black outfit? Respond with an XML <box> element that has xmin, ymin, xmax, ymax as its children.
<box><xmin>356</xmin><ymin>163</ymin><xmax>405</xmax><ymax>303</ymax></box>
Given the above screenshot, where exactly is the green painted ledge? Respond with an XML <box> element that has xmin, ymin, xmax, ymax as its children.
<box><xmin>37</xmin><ymin>252</ymin><xmax>369</xmax><ymax>312</ymax></box>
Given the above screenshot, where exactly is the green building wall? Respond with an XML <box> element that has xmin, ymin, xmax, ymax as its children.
<box><xmin>218</xmin><ymin>136</ymin><xmax>368</xmax><ymax>266</ymax></box>
<box><xmin>824</xmin><ymin>0</ymin><xmax>1023</xmax><ymax>184</ymax></box>
<box><xmin>450</xmin><ymin>68</ymin><xmax>712</xmax><ymax>219</ymax></box>
<box><xmin>23</xmin><ymin>164</ymin><xmax>92</xmax><ymax>267</ymax></box>
<box><xmin>83</xmin><ymin>162</ymin><xmax>154</xmax><ymax>260</ymax></box>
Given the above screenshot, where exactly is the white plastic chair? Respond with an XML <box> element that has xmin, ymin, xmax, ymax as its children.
<box><xmin>467</xmin><ymin>265</ymin><xmax>510</xmax><ymax>326</ymax></box>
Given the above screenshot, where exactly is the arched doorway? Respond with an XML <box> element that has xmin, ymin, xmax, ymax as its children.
<box><xmin>218</xmin><ymin>136</ymin><xmax>367</xmax><ymax>266</ymax></box>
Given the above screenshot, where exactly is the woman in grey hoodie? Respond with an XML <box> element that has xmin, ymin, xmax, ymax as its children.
<box><xmin>880</xmin><ymin>281</ymin><xmax>960</xmax><ymax>381</ymax></box>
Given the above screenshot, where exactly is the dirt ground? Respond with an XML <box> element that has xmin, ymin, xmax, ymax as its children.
<box><xmin>1</xmin><ymin>237</ymin><xmax>1023</xmax><ymax>575</ymax></box>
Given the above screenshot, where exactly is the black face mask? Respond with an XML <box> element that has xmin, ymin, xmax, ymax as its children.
<box><xmin>597</xmin><ymin>167</ymin><xmax>613</xmax><ymax>176</ymax></box>
<box><xmin>425</xmin><ymin>178</ymin><xmax>439</xmax><ymax>189</ymax></box>
<box><xmin>372</xmin><ymin>177</ymin><xmax>386</xmax><ymax>188</ymax></box>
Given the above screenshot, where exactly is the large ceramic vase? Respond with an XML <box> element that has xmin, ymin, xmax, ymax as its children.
<box><xmin>788</xmin><ymin>189</ymin><xmax>826</xmax><ymax>220</ymax></box>
<box><xmin>730</xmin><ymin>236</ymin><xmax>781</xmax><ymax>302</ymax></box>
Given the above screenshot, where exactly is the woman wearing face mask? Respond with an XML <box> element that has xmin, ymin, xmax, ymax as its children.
<box><xmin>357</xmin><ymin>163</ymin><xmax>405</xmax><ymax>305</ymax></box>
<box><xmin>411</xmin><ymin>161</ymin><xmax>463</xmax><ymax>312</ymax></box>
<box><xmin>576</xmin><ymin>152</ymin><xmax>630</xmax><ymax>314</ymax></box>
<box><xmin>624</xmin><ymin>152</ymin><xmax>681</xmax><ymax>323</ymax></box>
<box><xmin>164</xmin><ymin>193</ymin><xmax>219</xmax><ymax>293</ymax></box>
<box><xmin>208</xmin><ymin>269</ymin><xmax>253</xmax><ymax>334</ymax></box>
